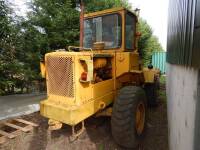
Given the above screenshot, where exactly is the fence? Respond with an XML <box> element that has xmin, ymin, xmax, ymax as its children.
<box><xmin>152</xmin><ymin>52</ymin><xmax>166</xmax><ymax>74</ymax></box>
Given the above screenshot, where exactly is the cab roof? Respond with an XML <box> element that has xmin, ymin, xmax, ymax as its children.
<box><xmin>84</xmin><ymin>7</ymin><xmax>137</xmax><ymax>19</ymax></box>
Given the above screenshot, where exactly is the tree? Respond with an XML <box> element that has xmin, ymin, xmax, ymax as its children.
<box><xmin>27</xmin><ymin>0</ymin><xmax>80</xmax><ymax>51</ymax></box>
<box><xmin>26</xmin><ymin>0</ymin><xmax>162</xmax><ymax>63</ymax></box>
<box><xmin>137</xmin><ymin>19</ymin><xmax>163</xmax><ymax>66</ymax></box>
<box><xmin>0</xmin><ymin>0</ymin><xmax>163</xmax><ymax>95</ymax></box>
<box><xmin>0</xmin><ymin>1</ymin><xmax>41</xmax><ymax>95</ymax></box>
<box><xmin>84</xmin><ymin>0</ymin><xmax>131</xmax><ymax>12</ymax></box>
<box><xmin>0</xmin><ymin>0</ymin><xmax>17</xmax><ymax>94</ymax></box>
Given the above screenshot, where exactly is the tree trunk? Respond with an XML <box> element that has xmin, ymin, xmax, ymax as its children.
<box><xmin>11</xmin><ymin>85</ymin><xmax>14</xmax><ymax>93</ymax></box>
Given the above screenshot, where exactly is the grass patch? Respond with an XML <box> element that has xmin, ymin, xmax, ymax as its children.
<box><xmin>158</xmin><ymin>75</ymin><xmax>167</xmax><ymax>103</ymax></box>
<box><xmin>159</xmin><ymin>89</ymin><xmax>167</xmax><ymax>103</ymax></box>
<box><xmin>98</xmin><ymin>144</ymin><xmax>104</xmax><ymax>150</ymax></box>
<box><xmin>160</xmin><ymin>75</ymin><xmax>166</xmax><ymax>85</ymax></box>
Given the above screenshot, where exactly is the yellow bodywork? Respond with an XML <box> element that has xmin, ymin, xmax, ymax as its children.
<box><xmin>40</xmin><ymin>7</ymin><xmax>159</xmax><ymax>126</ymax></box>
<box><xmin>40</xmin><ymin>52</ymin><xmax>114</xmax><ymax>125</ymax></box>
<box><xmin>143</xmin><ymin>68</ymin><xmax>160</xmax><ymax>83</ymax></box>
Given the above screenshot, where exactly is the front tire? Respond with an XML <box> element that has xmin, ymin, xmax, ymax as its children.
<box><xmin>111</xmin><ymin>86</ymin><xmax>147</xmax><ymax>149</ymax></box>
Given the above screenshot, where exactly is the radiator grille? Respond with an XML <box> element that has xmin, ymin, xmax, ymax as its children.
<box><xmin>46</xmin><ymin>55</ymin><xmax>74</xmax><ymax>97</ymax></box>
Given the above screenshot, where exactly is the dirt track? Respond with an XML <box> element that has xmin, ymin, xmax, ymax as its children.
<box><xmin>0</xmin><ymin>85</ymin><xmax>168</xmax><ymax>150</ymax></box>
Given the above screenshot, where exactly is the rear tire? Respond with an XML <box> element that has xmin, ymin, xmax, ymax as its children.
<box><xmin>111</xmin><ymin>86</ymin><xmax>147</xmax><ymax>149</ymax></box>
<box><xmin>145</xmin><ymin>75</ymin><xmax>160</xmax><ymax>107</ymax></box>
<box><xmin>144</xmin><ymin>83</ymin><xmax>158</xmax><ymax>107</ymax></box>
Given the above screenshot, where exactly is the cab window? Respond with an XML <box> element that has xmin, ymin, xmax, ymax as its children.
<box><xmin>84</xmin><ymin>14</ymin><xmax>122</xmax><ymax>49</ymax></box>
<box><xmin>126</xmin><ymin>12</ymin><xmax>136</xmax><ymax>50</ymax></box>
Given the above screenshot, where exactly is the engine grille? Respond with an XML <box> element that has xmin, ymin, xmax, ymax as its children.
<box><xmin>46</xmin><ymin>55</ymin><xmax>74</xmax><ymax>98</ymax></box>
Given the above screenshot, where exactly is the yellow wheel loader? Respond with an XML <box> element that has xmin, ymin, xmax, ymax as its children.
<box><xmin>40</xmin><ymin>7</ymin><xmax>159</xmax><ymax>148</ymax></box>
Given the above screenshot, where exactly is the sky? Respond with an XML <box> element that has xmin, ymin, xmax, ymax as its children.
<box><xmin>12</xmin><ymin>0</ymin><xmax>169</xmax><ymax>50</ymax></box>
<box><xmin>131</xmin><ymin>0</ymin><xmax>169</xmax><ymax>50</ymax></box>
<box><xmin>11</xmin><ymin>0</ymin><xmax>29</xmax><ymax>16</ymax></box>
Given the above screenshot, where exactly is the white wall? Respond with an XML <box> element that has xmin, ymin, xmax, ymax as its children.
<box><xmin>166</xmin><ymin>63</ymin><xmax>200</xmax><ymax>150</ymax></box>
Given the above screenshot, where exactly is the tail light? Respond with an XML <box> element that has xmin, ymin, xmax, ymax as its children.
<box><xmin>80</xmin><ymin>72</ymin><xmax>87</xmax><ymax>81</ymax></box>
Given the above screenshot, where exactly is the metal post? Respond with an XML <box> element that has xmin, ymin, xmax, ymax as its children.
<box><xmin>79</xmin><ymin>0</ymin><xmax>84</xmax><ymax>48</ymax></box>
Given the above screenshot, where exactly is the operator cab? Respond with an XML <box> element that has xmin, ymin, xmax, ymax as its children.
<box><xmin>83</xmin><ymin>8</ymin><xmax>138</xmax><ymax>51</ymax></box>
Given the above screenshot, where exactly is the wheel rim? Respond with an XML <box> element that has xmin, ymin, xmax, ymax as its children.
<box><xmin>135</xmin><ymin>102</ymin><xmax>145</xmax><ymax>135</ymax></box>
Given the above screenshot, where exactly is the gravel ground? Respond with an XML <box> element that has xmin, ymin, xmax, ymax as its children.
<box><xmin>0</xmin><ymin>84</ymin><xmax>168</xmax><ymax>150</ymax></box>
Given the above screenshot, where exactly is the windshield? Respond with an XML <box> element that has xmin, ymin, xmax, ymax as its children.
<box><xmin>83</xmin><ymin>14</ymin><xmax>122</xmax><ymax>49</ymax></box>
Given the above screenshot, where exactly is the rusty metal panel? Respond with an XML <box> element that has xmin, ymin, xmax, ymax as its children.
<box><xmin>46</xmin><ymin>56</ymin><xmax>74</xmax><ymax>98</ymax></box>
<box><xmin>167</xmin><ymin>0</ymin><xmax>198</xmax><ymax>67</ymax></box>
